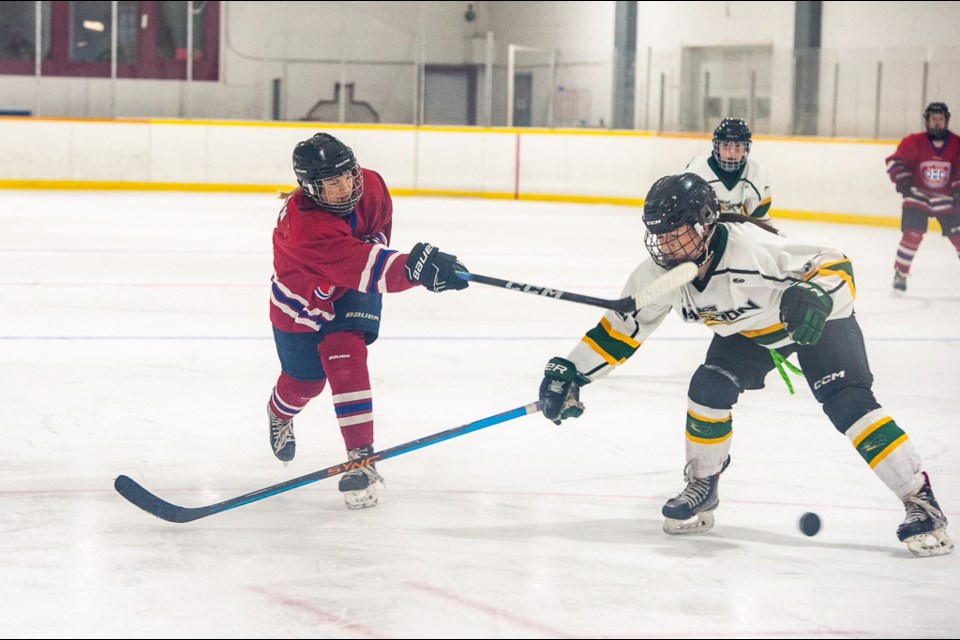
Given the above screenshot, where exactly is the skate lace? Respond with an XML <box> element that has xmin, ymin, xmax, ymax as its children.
<box><xmin>343</xmin><ymin>467</ymin><xmax>385</xmax><ymax>485</ymax></box>
<box><xmin>677</xmin><ymin>477</ymin><xmax>712</xmax><ymax>507</ymax></box>
<box><xmin>903</xmin><ymin>490</ymin><xmax>938</xmax><ymax>525</ymax></box>
<box><xmin>347</xmin><ymin>448</ymin><xmax>384</xmax><ymax>484</ymax></box>
<box><xmin>270</xmin><ymin>419</ymin><xmax>294</xmax><ymax>452</ymax></box>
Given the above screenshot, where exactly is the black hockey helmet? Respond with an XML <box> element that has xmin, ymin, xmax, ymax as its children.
<box><xmin>292</xmin><ymin>132</ymin><xmax>364</xmax><ymax>214</ymax></box>
<box><xmin>643</xmin><ymin>173</ymin><xmax>719</xmax><ymax>233</ymax></box>
<box><xmin>642</xmin><ymin>173</ymin><xmax>719</xmax><ymax>268</ymax></box>
<box><xmin>924</xmin><ymin>102</ymin><xmax>951</xmax><ymax>140</ymax></box>
<box><xmin>712</xmin><ymin>118</ymin><xmax>752</xmax><ymax>171</ymax></box>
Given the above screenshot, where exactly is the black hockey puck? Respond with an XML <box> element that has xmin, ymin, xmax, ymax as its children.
<box><xmin>799</xmin><ymin>512</ymin><xmax>821</xmax><ymax>536</ymax></box>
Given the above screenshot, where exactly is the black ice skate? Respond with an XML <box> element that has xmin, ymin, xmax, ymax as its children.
<box><xmin>897</xmin><ymin>472</ymin><xmax>953</xmax><ymax>557</ymax></box>
<box><xmin>339</xmin><ymin>445</ymin><xmax>384</xmax><ymax>510</ymax></box>
<box><xmin>662</xmin><ymin>456</ymin><xmax>731</xmax><ymax>535</ymax></box>
<box><xmin>268</xmin><ymin>404</ymin><xmax>296</xmax><ymax>463</ymax></box>
<box><xmin>892</xmin><ymin>270</ymin><xmax>907</xmax><ymax>297</ymax></box>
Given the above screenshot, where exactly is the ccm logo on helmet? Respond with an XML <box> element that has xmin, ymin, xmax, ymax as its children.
<box><xmin>813</xmin><ymin>371</ymin><xmax>845</xmax><ymax>390</ymax></box>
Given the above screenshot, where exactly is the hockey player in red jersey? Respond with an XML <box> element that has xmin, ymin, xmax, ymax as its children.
<box><xmin>267</xmin><ymin>132</ymin><xmax>468</xmax><ymax>509</ymax></box>
<box><xmin>886</xmin><ymin>102</ymin><xmax>960</xmax><ymax>295</ymax></box>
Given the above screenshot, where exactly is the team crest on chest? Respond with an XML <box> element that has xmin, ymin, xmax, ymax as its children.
<box><xmin>683</xmin><ymin>299</ymin><xmax>761</xmax><ymax>324</ymax></box>
<box><xmin>920</xmin><ymin>160</ymin><xmax>952</xmax><ymax>188</ymax></box>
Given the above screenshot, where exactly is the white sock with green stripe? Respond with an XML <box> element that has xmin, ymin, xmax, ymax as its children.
<box><xmin>846</xmin><ymin>408</ymin><xmax>923</xmax><ymax>499</ymax></box>
<box><xmin>684</xmin><ymin>400</ymin><xmax>733</xmax><ymax>478</ymax></box>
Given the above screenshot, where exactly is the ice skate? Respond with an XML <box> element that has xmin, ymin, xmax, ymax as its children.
<box><xmin>339</xmin><ymin>445</ymin><xmax>384</xmax><ymax>510</ymax></box>
<box><xmin>268</xmin><ymin>404</ymin><xmax>296</xmax><ymax>463</ymax></box>
<box><xmin>897</xmin><ymin>472</ymin><xmax>953</xmax><ymax>557</ymax></box>
<box><xmin>662</xmin><ymin>456</ymin><xmax>730</xmax><ymax>535</ymax></box>
<box><xmin>892</xmin><ymin>271</ymin><xmax>907</xmax><ymax>297</ymax></box>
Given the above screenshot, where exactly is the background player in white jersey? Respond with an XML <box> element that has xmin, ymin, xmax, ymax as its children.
<box><xmin>537</xmin><ymin>173</ymin><xmax>952</xmax><ymax>557</ymax></box>
<box><xmin>685</xmin><ymin>118</ymin><xmax>772</xmax><ymax>222</ymax></box>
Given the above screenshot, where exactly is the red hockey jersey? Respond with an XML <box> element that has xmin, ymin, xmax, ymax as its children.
<box><xmin>270</xmin><ymin>168</ymin><xmax>416</xmax><ymax>333</ymax></box>
<box><xmin>886</xmin><ymin>132</ymin><xmax>960</xmax><ymax>215</ymax></box>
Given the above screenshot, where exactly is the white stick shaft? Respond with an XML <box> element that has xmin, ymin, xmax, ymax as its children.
<box><xmin>633</xmin><ymin>262</ymin><xmax>698</xmax><ymax>309</ymax></box>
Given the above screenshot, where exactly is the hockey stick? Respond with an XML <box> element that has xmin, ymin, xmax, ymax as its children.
<box><xmin>114</xmin><ymin>401</ymin><xmax>542</xmax><ymax>523</ymax></box>
<box><xmin>457</xmin><ymin>261</ymin><xmax>697</xmax><ymax>313</ymax></box>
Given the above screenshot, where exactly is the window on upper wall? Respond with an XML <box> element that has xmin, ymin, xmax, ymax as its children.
<box><xmin>0</xmin><ymin>1</ymin><xmax>49</xmax><ymax>73</ymax></box>
<box><xmin>68</xmin><ymin>1</ymin><xmax>132</xmax><ymax>63</ymax></box>
<box><xmin>0</xmin><ymin>1</ymin><xmax>219</xmax><ymax>80</ymax></box>
<box><xmin>0</xmin><ymin>2</ymin><xmax>33</xmax><ymax>61</ymax></box>
<box><xmin>157</xmin><ymin>1</ymin><xmax>207</xmax><ymax>62</ymax></box>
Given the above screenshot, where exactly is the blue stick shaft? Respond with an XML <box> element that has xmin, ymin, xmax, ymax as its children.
<box><xmin>115</xmin><ymin>401</ymin><xmax>542</xmax><ymax>523</ymax></box>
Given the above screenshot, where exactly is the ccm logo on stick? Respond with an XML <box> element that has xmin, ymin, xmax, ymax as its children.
<box><xmin>505</xmin><ymin>281</ymin><xmax>563</xmax><ymax>299</ymax></box>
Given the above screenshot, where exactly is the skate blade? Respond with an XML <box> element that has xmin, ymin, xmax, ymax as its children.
<box><xmin>663</xmin><ymin>510</ymin><xmax>715</xmax><ymax>535</ymax></box>
<box><xmin>905</xmin><ymin>529</ymin><xmax>954</xmax><ymax>557</ymax></box>
<box><xmin>343</xmin><ymin>483</ymin><xmax>380</xmax><ymax>510</ymax></box>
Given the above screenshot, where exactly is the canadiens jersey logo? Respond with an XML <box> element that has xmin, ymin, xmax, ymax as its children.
<box><xmin>920</xmin><ymin>160</ymin><xmax>951</xmax><ymax>189</ymax></box>
<box><xmin>314</xmin><ymin>285</ymin><xmax>336</xmax><ymax>299</ymax></box>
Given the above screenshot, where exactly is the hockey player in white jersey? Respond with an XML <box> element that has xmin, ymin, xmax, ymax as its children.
<box><xmin>685</xmin><ymin>118</ymin><xmax>772</xmax><ymax>222</ymax></box>
<box><xmin>537</xmin><ymin>173</ymin><xmax>952</xmax><ymax>557</ymax></box>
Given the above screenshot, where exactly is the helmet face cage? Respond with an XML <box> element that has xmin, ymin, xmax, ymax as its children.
<box><xmin>924</xmin><ymin>102</ymin><xmax>951</xmax><ymax>140</ymax></box>
<box><xmin>300</xmin><ymin>166</ymin><xmax>364</xmax><ymax>215</ymax></box>
<box><xmin>711</xmin><ymin>118</ymin><xmax>752</xmax><ymax>172</ymax></box>
<box><xmin>643</xmin><ymin>223</ymin><xmax>713</xmax><ymax>269</ymax></box>
<box><xmin>293</xmin><ymin>133</ymin><xmax>364</xmax><ymax>215</ymax></box>
<box><xmin>642</xmin><ymin>173</ymin><xmax>720</xmax><ymax>268</ymax></box>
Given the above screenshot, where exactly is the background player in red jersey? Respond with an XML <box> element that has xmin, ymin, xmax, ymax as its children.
<box><xmin>886</xmin><ymin>102</ymin><xmax>960</xmax><ymax>295</ymax></box>
<box><xmin>267</xmin><ymin>132</ymin><xmax>468</xmax><ymax>509</ymax></box>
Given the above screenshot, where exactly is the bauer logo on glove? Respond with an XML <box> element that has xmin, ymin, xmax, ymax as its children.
<box><xmin>539</xmin><ymin>357</ymin><xmax>588</xmax><ymax>425</ymax></box>
<box><xmin>405</xmin><ymin>242</ymin><xmax>469</xmax><ymax>293</ymax></box>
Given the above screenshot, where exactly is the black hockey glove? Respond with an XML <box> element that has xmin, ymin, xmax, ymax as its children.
<box><xmin>895</xmin><ymin>175</ymin><xmax>913</xmax><ymax>196</ymax></box>
<box><xmin>405</xmin><ymin>242</ymin><xmax>469</xmax><ymax>292</ymax></box>
<box><xmin>779</xmin><ymin>281</ymin><xmax>833</xmax><ymax>346</ymax></box>
<box><xmin>539</xmin><ymin>357</ymin><xmax>587</xmax><ymax>425</ymax></box>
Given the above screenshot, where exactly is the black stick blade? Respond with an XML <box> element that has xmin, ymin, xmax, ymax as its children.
<box><xmin>114</xmin><ymin>475</ymin><xmax>193</xmax><ymax>523</ymax></box>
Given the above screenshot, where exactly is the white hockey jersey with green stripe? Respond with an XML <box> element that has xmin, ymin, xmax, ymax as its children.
<box><xmin>565</xmin><ymin>221</ymin><xmax>855</xmax><ymax>382</ymax></box>
<box><xmin>685</xmin><ymin>154</ymin><xmax>772</xmax><ymax>221</ymax></box>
